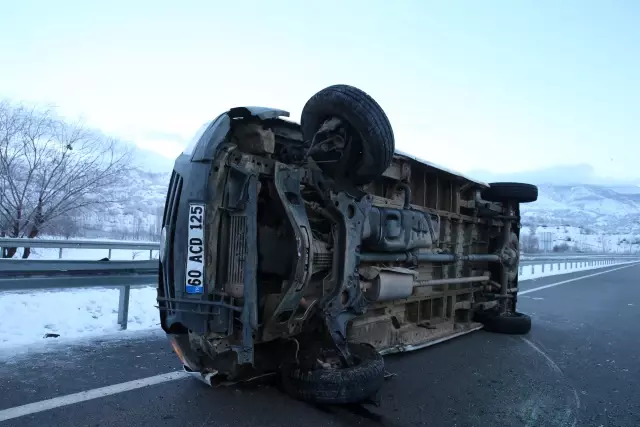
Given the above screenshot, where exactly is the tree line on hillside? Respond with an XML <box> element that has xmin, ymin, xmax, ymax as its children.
<box><xmin>0</xmin><ymin>99</ymin><xmax>133</xmax><ymax>258</ymax></box>
<box><xmin>64</xmin><ymin>206</ymin><xmax>164</xmax><ymax>242</ymax></box>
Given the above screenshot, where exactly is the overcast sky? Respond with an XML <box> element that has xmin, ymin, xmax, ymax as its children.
<box><xmin>1</xmin><ymin>0</ymin><xmax>638</xmax><ymax>180</ymax></box>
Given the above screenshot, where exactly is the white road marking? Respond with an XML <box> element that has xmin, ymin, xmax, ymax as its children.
<box><xmin>521</xmin><ymin>337</ymin><xmax>563</xmax><ymax>374</ymax></box>
<box><xmin>0</xmin><ymin>370</ymin><xmax>189</xmax><ymax>422</ymax></box>
<box><xmin>519</xmin><ymin>262</ymin><xmax>640</xmax><ymax>295</ymax></box>
<box><xmin>520</xmin><ymin>337</ymin><xmax>581</xmax><ymax>425</ymax></box>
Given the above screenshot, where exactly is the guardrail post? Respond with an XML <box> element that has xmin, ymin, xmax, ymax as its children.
<box><xmin>542</xmin><ymin>263</ymin><xmax>545</xmax><ymax>273</ymax></box>
<box><xmin>519</xmin><ymin>265</ymin><xmax>523</xmax><ymax>275</ymax></box>
<box><xmin>531</xmin><ymin>264</ymin><xmax>534</xmax><ymax>274</ymax></box>
<box><xmin>118</xmin><ymin>286</ymin><xmax>131</xmax><ymax>330</ymax></box>
<box><xmin>58</xmin><ymin>248</ymin><xmax>63</xmax><ymax>259</ymax></box>
<box><xmin>149</xmin><ymin>249</ymin><xmax>153</xmax><ymax>260</ymax></box>
<box><xmin>108</xmin><ymin>248</ymin><xmax>112</xmax><ymax>259</ymax></box>
<box><xmin>550</xmin><ymin>263</ymin><xmax>553</xmax><ymax>271</ymax></box>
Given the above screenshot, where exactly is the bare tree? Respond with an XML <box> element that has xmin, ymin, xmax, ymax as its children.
<box><xmin>46</xmin><ymin>214</ymin><xmax>81</xmax><ymax>239</ymax></box>
<box><xmin>0</xmin><ymin>100</ymin><xmax>132</xmax><ymax>258</ymax></box>
<box><xmin>132</xmin><ymin>215</ymin><xmax>144</xmax><ymax>241</ymax></box>
<box><xmin>597</xmin><ymin>234</ymin><xmax>610</xmax><ymax>253</ymax></box>
<box><xmin>153</xmin><ymin>205</ymin><xmax>163</xmax><ymax>240</ymax></box>
<box><xmin>520</xmin><ymin>233</ymin><xmax>540</xmax><ymax>253</ymax></box>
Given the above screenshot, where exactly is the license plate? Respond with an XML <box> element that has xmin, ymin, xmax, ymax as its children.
<box><xmin>185</xmin><ymin>203</ymin><xmax>205</xmax><ymax>294</ymax></box>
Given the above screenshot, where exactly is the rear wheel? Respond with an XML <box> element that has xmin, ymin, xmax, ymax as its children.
<box><xmin>301</xmin><ymin>84</ymin><xmax>395</xmax><ymax>186</ymax></box>
<box><xmin>481</xmin><ymin>182</ymin><xmax>538</xmax><ymax>204</ymax></box>
<box><xmin>475</xmin><ymin>311</ymin><xmax>532</xmax><ymax>335</ymax></box>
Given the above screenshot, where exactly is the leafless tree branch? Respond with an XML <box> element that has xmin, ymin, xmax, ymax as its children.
<box><xmin>0</xmin><ymin>99</ymin><xmax>133</xmax><ymax>258</ymax></box>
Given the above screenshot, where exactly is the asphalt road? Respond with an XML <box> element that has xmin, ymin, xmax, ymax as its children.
<box><xmin>1</xmin><ymin>263</ymin><xmax>639</xmax><ymax>427</ymax></box>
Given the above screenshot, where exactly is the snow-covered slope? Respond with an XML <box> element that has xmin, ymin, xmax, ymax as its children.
<box><xmin>521</xmin><ymin>184</ymin><xmax>640</xmax><ymax>235</ymax></box>
<box><xmin>72</xmin><ymin>168</ymin><xmax>170</xmax><ymax>240</ymax></box>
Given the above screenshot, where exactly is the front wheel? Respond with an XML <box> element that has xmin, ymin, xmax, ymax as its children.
<box><xmin>301</xmin><ymin>84</ymin><xmax>395</xmax><ymax>186</ymax></box>
<box><xmin>280</xmin><ymin>343</ymin><xmax>385</xmax><ymax>404</ymax></box>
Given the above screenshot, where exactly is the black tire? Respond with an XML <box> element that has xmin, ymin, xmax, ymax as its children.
<box><xmin>301</xmin><ymin>84</ymin><xmax>395</xmax><ymax>186</ymax></box>
<box><xmin>280</xmin><ymin>343</ymin><xmax>385</xmax><ymax>404</ymax></box>
<box><xmin>475</xmin><ymin>311</ymin><xmax>532</xmax><ymax>335</ymax></box>
<box><xmin>481</xmin><ymin>182</ymin><xmax>538</xmax><ymax>204</ymax></box>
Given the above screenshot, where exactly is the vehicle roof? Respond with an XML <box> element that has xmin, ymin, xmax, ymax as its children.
<box><xmin>394</xmin><ymin>149</ymin><xmax>489</xmax><ymax>187</ymax></box>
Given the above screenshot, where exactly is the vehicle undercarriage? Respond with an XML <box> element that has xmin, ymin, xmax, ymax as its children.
<box><xmin>158</xmin><ymin>85</ymin><xmax>538</xmax><ymax>404</ymax></box>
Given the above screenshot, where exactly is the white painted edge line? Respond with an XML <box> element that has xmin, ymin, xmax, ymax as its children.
<box><xmin>0</xmin><ymin>370</ymin><xmax>189</xmax><ymax>422</ymax></box>
<box><xmin>519</xmin><ymin>262</ymin><xmax>640</xmax><ymax>295</ymax></box>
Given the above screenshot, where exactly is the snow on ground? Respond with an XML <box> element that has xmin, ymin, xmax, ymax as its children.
<box><xmin>1</xmin><ymin>238</ymin><xmax>160</xmax><ymax>356</ymax></box>
<box><xmin>0</xmin><ymin>286</ymin><xmax>160</xmax><ymax>354</ymax></box>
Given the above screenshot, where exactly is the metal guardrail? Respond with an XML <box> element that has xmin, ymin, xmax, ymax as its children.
<box><xmin>0</xmin><ymin>237</ymin><xmax>159</xmax><ymax>259</ymax></box>
<box><xmin>0</xmin><ymin>238</ymin><xmax>160</xmax><ymax>329</ymax></box>
<box><xmin>518</xmin><ymin>257</ymin><xmax>638</xmax><ymax>274</ymax></box>
<box><xmin>1</xmin><ymin>238</ymin><xmax>639</xmax><ymax>330</ymax></box>
<box><xmin>520</xmin><ymin>255</ymin><xmax>639</xmax><ymax>265</ymax></box>
<box><xmin>0</xmin><ymin>237</ymin><xmax>158</xmax><ymax>249</ymax></box>
<box><xmin>520</xmin><ymin>253</ymin><xmax>639</xmax><ymax>260</ymax></box>
<box><xmin>0</xmin><ymin>259</ymin><xmax>157</xmax><ymax>274</ymax></box>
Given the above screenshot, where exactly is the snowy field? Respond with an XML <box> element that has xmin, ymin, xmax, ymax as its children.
<box><xmin>0</xmin><ymin>287</ymin><xmax>160</xmax><ymax>358</ymax></box>
<box><xmin>1</xmin><ymin>249</ymin><xmax>637</xmax><ymax>356</ymax></box>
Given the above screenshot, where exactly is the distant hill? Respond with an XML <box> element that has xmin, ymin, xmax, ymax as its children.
<box><xmin>468</xmin><ymin>164</ymin><xmax>639</xmax><ymax>187</ymax></box>
<box><xmin>129</xmin><ymin>145</ymin><xmax>178</xmax><ymax>174</ymax></box>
